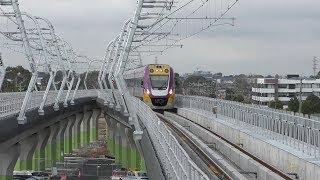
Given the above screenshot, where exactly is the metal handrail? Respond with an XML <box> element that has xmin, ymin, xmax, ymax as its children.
<box><xmin>133</xmin><ymin>97</ymin><xmax>209</xmax><ymax>180</ymax></box>
<box><xmin>175</xmin><ymin>95</ymin><xmax>320</xmax><ymax>158</ymax></box>
<box><xmin>0</xmin><ymin>90</ymin><xmax>97</xmax><ymax>119</ymax></box>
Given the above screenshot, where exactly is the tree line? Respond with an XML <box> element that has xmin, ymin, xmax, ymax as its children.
<box><xmin>0</xmin><ymin>66</ymin><xmax>99</xmax><ymax>92</ymax></box>
<box><xmin>268</xmin><ymin>94</ymin><xmax>320</xmax><ymax>116</ymax></box>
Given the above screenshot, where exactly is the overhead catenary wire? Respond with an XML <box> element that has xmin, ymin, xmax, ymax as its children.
<box><xmin>129</xmin><ymin>0</ymin><xmax>238</xmax><ymax>60</ymax></box>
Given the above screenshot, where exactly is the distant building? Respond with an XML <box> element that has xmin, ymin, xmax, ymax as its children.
<box><xmin>217</xmin><ymin>75</ymin><xmax>235</xmax><ymax>85</ymax></box>
<box><xmin>252</xmin><ymin>75</ymin><xmax>320</xmax><ymax>107</ymax></box>
<box><xmin>192</xmin><ymin>70</ymin><xmax>214</xmax><ymax>80</ymax></box>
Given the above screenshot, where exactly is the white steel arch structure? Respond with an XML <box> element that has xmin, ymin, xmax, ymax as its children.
<box><xmin>99</xmin><ymin>0</ymin><xmax>239</xmax><ymax>178</ymax></box>
<box><xmin>0</xmin><ymin>0</ymin><xmax>96</xmax><ymax>123</ymax></box>
<box><xmin>1</xmin><ymin>0</ymin><xmax>239</xmax><ymax>178</ymax></box>
<box><xmin>101</xmin><ymin>0</ymin><xmax>240</xmax><ymax>142</ymax></box>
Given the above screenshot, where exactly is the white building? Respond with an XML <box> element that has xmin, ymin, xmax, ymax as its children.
<box><xmin>252</xmin><ymin>77</ymin><xmax>320</xmax><ymax>107</ymax></box>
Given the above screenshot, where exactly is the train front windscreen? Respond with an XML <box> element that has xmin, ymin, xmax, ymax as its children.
<box><xmin>150</xmin><ymin>75</ymin><xmax>169</xmax><ymax>90</ymax></box>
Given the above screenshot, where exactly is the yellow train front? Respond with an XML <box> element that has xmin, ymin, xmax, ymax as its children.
<box><xmin>124</xmin><ymin>64</ymin><xmax>175</xmax><ymax>110</ymax></box>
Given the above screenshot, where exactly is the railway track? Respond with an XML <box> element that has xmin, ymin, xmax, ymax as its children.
<box><xmin>165</xmin><ymin>111</ymin><xmax>295</xmax><ymax>180</ymax></box>
<box><xmin>155</xmin><ymin>112</ymin><xmax>233</xmax><ymax>180</ymax></box>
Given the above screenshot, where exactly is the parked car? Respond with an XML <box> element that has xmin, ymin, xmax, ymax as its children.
<box><xmin>125</xmin><ymin>171</ymin><xmax>136</xmax><ymax>179</ymax></box>
<box><xmin>111</xmin><ymin>168</ymin><xmax>128</xmax><ymax>180</ymax></box>
<box><xmin>26</xmin><ymin>177</ymin><xmax>48</xmax><ymax>180</ymax></box>
<box><xmin>114</xmin><ymin>171</ymin><xmax>148</xmax><ymax>180</ymax></box>
<box><xmin>13</xmin><ymin>175</ymin><xmax>32</xmax><ymax>180</ymax></box>
<box><xmin>133</xmin><ymin>171</ymin><xmax>148</xmax><ymax>180</ymax></box>
<box><xmin>13</xmin><ymin>171</ymin><xmax>33</xmax><ymax>180</ymax></box>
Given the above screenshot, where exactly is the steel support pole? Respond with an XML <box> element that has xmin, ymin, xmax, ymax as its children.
<box><xmin>53</xmin><ymin>37</ymin><xmax>74</xmax><ymax>110</ymax></box>
<box><xmin>11</xmin><ymin>1</ymin><xmax>38</xmax><ymax>124</ymax></box>
<box><xmin>98</xmin><ymin>62</ymin><xmax>107</xmax><ymax>90</ymax></box>
<box><xmin>34</xmin><ymin>17</ymin><xmax>61</xmax><ymax>95</ymax></box>
<box><xmin>23</xmin><ymin>15</ymin><xmax>56</xmax><ymax>115</ymax></box>
<box><xmin>113</xmin><ymin>20</ymin><xmax>131</xmax><ymax>115</ymax></box>
<box><xmin>107</xmin><ymin>36</ymin><xmax>120</xmax><ymax>107</ymax></box>
<box><xmin>35</xmin><ymin>19</ymin><xmax>68</xmax><ymax>111</ymax></box>
<box><xmin>52</xmin><ymin>71</ymin><xmax>58</xmax><ymax>90</ymax></box>
<box><xmin>110</xmin><ymin>34</ymin><xmax>124</xmax><ymax>111</ymax></box>
<box><xmin>70</xmin><ymin>75</ymin><xmax>81</xmax><ymax>105</ymax></box>
<box><xmin>39</xmin><ymin>71</ymin><xmax>55</xmax><ymax>115</ymax></box>
<box><xmin>63</xmin><ymin>72</ymin><xmax>75</xmax><ymax>107</ymax></box>
<box><xmin>100</xmin><ymin>41</ymin><xmax>113</xmax><ymax>91</ymax></box>
<box><xmin>115</xmin><ymin>0</ymin><xmax>144</xmax><ymax>139</ymax></box>
<box><xmin>53</xmin><ymin>70</ymin><xmax>69</xmax><ymax>111</ymax></box>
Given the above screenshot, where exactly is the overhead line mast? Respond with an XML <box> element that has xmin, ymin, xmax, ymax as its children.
<box><xmin>313</xmin><ymin>56</ymin><xmax>319</xmax><ymax>77</ymax></box>
<box><xmin>0</xmin><ymin>52</ymin><xmax>4</xmax><ymax>91</ymax></box>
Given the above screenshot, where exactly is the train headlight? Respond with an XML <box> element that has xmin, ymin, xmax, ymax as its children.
<box><xmin>146</xmin><ymin>89</ymin><xmax>150</xmax><ymax>95</ymax></box>
<box><xmin>165</xmin><ymin>69</ymin><xmax>169</xmax><ymax>73</ymax></box>
<box><xmin>150</xmin><ymin>69</ymin><xmax>154</xmax><ymax>73</ymax></box>
<box><xmin>169</xmin><ymin>89</ymin><xmax>173</xmax><ymax>95</ymax></box>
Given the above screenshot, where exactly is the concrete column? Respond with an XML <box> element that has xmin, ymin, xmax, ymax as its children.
<box><xmin>90</xmin><ymin>109</ymin><xmax>101</xmax><ymax>142</ymax></box>
<box><xmin>0</xmin><ymin>143</ymin><xmax>20</xmax><ymax>180</ymax></box>
<box><xmin>56</xmin><ymin>120</ymin><xmax>68</xmax><ymax>161</ymax></box>
<box><xmin>105</xmin><ymin>115</ymin><xmax>116</xmax><ymax>156</ymax></box>
<box><xmin>45</xmin><ymin>123</ymin><xmax>59</xmax><ymax>168</ymax></box>
<box><xmin>120</xmin><ymin>127</ymin><xmax>129</xmax><ymax>168</ymax></box>
<box><xmin>126</xmin><ymin>128</ymin><xmax>144</xmax><ymax>171</ymax></box>
<box><xmin>19</xmin><ymin>134</ymin><xmax>38</xmax><ymax>170</ymax></box>
<box><xmin>64</xmin><ymin>116</ymin><xmax>76</xmax><ymax>155</ymax></box>
<box><xmin>72</xmin><ymin>113</ymin><xmax>84</xmax><ymax>150</ymax></box>
<box><xmin>125</xmin><ymin>128</ymin><xmax>136</xmax><ymax>170</ymax></box>
<box><xmin>81</xmin><ymin>110</ymin><xmax>93</xmax><ymax>147</ymax></box>
<box><xmin>117</xmin><ymin>125</ymin><xmax>128</xmax><ymax>166</ymax></box>
<box><xmin>33</xmin><ymin>128</ymin><xmax>51</xmax><ymax>171</ymax></box>
<box><xmin>114</xmin><ymin>123</ymin><xmax>121</xmax><ymax>164</ymax></box>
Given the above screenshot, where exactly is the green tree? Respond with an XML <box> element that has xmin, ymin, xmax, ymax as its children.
<box><xmin>183</xmin><ymin>75</ymin><xmax>215</xmax><ymax>97</ymax></box>
<box><xmin>301</xmin><ymin>100</ymin><xmax>313</xmax><ymax>115</ymax></box>
<box><xmin>288</xmin><ymin>96</ymin><xmax>299</xmax><ymax>112</ymax></box>
<box><xmin>225</xmin><ymin>88</ymin><xmax>235</xmax><ymax>100</ymax></box>
<box><xmin>268</xmin><ymin>101</ymin><xmax>275</xmax><ymax>108</ymax></box>
<box><xmin>269</xmin><ymin>100</ymin><xmax>283</xmax><ymax>109</ymax></box>
<box><xmin>274</xmin><ymin>101</ymin><xmax>284</xmax><ymax>109</ymax></box>
<box><xmin>1</xmin><ymin>66</ymin><xmax>31</xmax><ymax>92</ymax></box>
<box><xmin>233</xmin><ymin>94</ymin><xmax>245</xmax><ymax>102</ymax></box>
<box><xmin>174</xmin><ymin>73</ymin><xmax>183</xmax><ymax>94</ymax></box>
<box><xmin>301</xmin><ymin>94</ymin><xmax>320</xmax><ymax>115</ymax></box>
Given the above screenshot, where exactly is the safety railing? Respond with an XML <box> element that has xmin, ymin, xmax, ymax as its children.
<box><xmin>216</xmin><ymin>96</ymin><xmax>320</xmax><ymax>122</ymax></box>
<box><xmin>133</xmin><ymin>97</ymin><xmax>209</xmax><ymax>180</ymax></box>
<box><xmin>0</xmin><ymin>90</ymin><xmax>98</xmax><ymax>118</ymax></box>
<box><xmin>176</xmin><ymin>95</ymin><xmax>320</xmax><ymax>159</ymax></box>
<box><xmin>251</xmin><ymin>101</ymin><xmax>320</xmax><ymax>120</ymax></box>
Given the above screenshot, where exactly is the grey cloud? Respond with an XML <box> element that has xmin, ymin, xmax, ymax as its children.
<box><xmin>0</xmin><ymin>0</ymin><xmax>319</xmax><ymax>76</ymax></box>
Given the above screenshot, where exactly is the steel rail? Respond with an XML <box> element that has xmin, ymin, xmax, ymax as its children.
<box><xmin>171</xmin><ymin>111</ymin><xmax>295</xmax><ymax>180</ymax></box>
<box><xmin>156</xmin><ymin>112</ymin><xmax>233</xmax><ymax>180</ymax></box>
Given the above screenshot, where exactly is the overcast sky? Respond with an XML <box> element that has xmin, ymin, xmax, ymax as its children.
<box><xmin>1</xmin><ymin>0</ymin><xmax>319</xmax><ymax>76</ymax></box>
